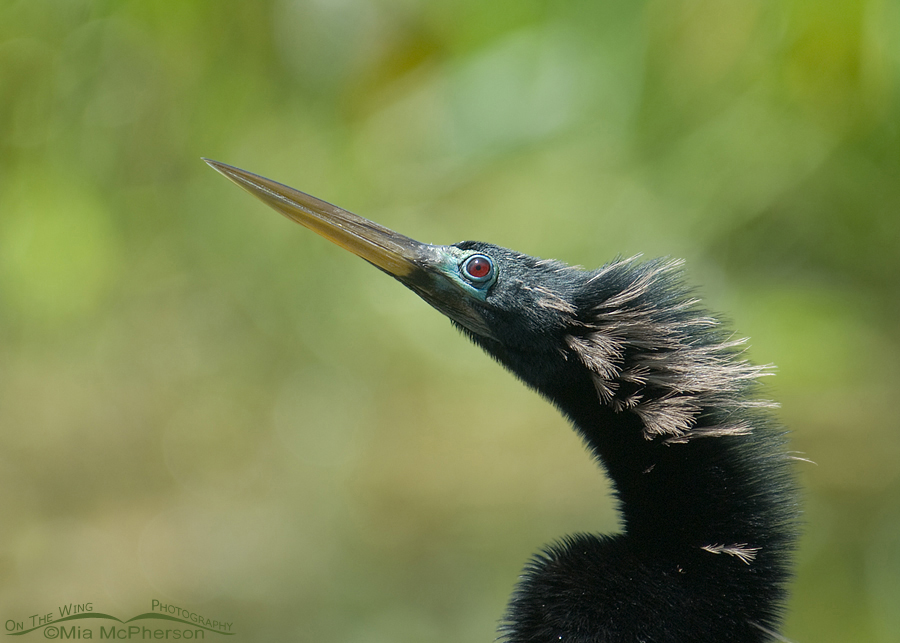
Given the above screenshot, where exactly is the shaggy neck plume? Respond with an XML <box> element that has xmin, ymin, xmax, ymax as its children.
<box><xmin>477</xmin><ymin>258</ymin><xmax>797</xmax><ymax>643</ymax></box>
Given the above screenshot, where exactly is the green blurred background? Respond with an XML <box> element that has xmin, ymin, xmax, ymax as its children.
<box><xmin>1</xmin><ymin>0</ymin><xmax>899</xmax><ymax>640</ymax></box>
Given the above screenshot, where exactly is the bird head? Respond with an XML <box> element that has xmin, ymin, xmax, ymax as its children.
<box><xmin>203</xmin><ymin>161</ymin><xmax>587</xmax><ymax>383</ymax></box>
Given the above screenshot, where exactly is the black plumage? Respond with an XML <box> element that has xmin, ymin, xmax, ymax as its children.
<box><xmin>206</xmin><ymin>160</ymin><xmax>799</xmax><ymax>643</ymax></box>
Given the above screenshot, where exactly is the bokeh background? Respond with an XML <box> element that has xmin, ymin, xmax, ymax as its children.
<box><xmin>2</xmin><ymin>0</ymin><xmax>899</xmax><ymax>641</ymax></box>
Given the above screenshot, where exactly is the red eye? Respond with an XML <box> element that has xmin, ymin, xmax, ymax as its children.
<box><xmin>462</xmin><ymin>254</ymin><xmax>494</xmax><ymax>283</ymax></box>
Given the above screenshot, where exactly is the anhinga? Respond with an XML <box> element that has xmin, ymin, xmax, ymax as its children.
<box><xmin>205</xmin><ymin>159</ymin><xmax>798</xmax><ymax>643</ymax></box>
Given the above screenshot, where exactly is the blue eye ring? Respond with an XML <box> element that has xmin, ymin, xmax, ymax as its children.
<box><xmin>461</xmin><ymin>254</ymin><xmax>495</xmax><ymax>284</ymax></box>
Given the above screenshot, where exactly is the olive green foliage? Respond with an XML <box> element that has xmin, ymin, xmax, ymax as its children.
<box><xmin>1</xmin><ymin>1</ymin><xmax>898</xmax><ymax>641</ymax></box>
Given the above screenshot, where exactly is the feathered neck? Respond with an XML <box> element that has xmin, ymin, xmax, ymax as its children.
<box><xmin>485</xmin><ymin>257</ymin><xmax>798</xmax><ymax>642</ymax></box>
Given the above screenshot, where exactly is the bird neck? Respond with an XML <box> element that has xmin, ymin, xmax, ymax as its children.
<box><xmin>500</xmin><ymin>360</ymin><xmax>797</xmax><ymax>642</ymax></box>
<box><xmin>476</xmin><ymin>326</ymin><xmax>795</xmax><ymax>552</ymax></box>
<box><xmin>554</xmin><ymin>375</ymin><xmax>787</xmax><ymax>550</ymax></box>
<box><xmin>464</xmin><ymin>258</ymin><xmax>798</xmax><ymax>641</ymax></box>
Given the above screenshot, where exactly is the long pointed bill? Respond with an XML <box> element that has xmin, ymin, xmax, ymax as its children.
<box><xmin>204</xmin><ymin>159</ymin><xmax>495</xmax><ymax>339</ymax></box>
<box><xmin>203</xmin><ymin>159</ymin><xmax>433</xmax><ymax>278</ymax></box>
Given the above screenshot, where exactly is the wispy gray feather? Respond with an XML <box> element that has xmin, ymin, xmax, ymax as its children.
<box><xmin>565</xmin><ymin>258</ymin><xmax>773</xmax><ymax>441</ymax></box>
